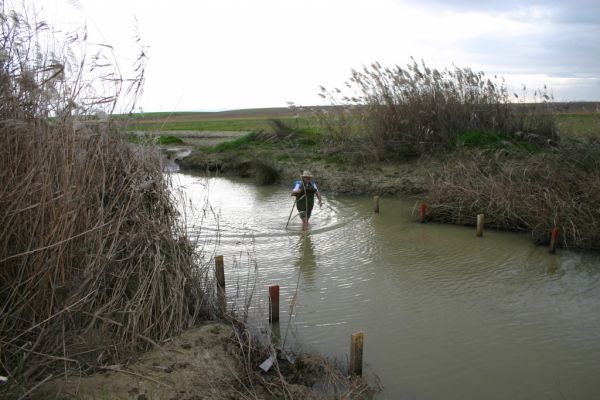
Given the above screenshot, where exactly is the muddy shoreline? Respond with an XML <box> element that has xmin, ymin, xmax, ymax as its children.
<box><xmin>152</xmin><ymin>129</ymin><xmax>433</xmax><ymax>197</ymax></box>
<box><xmin>36</xmin><ymin>321</ymin><xmax>350</xmax><ymax>399</ymax></box>
<box><xmin>174</xmin><ymin>149</ymin><xmax>435</xmax><ymax>197</ymax></box>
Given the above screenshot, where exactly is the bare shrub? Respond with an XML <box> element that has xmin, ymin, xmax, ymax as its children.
<box><xmin>0</xmin><ymin>6</ymin><xmax>206</xmax><ymax>397</ymax></box>
<box><xmin>319</xmin><ymin>59</ymin><xmax>559</xmax><ymax>158</ymax></box>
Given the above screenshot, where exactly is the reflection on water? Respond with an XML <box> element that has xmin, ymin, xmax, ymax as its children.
<box><xmin>174</xmin><ymin>173</ymin><xmax>600</xmax><ymax>400</ymax></box>
<box><xmin>295</xmin><ymin>235</ymin><xmax>317</xmax><ymax>287</ymax></box>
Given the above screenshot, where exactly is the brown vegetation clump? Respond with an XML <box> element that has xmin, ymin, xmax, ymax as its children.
<box><xmin>424</xmin><ymin>140</ymin><xmax>600</xmax><ymax>250</ymax></box>
<box><xmin>226</xmin><ymin>317</ymin><xmax>377</xmax><ymax>399</ymax></box>
<box><xmin>318</xmin><ymin>59</ymin><xmax>559</xmax><ymax>159</ymax></box>
<box><xmin>0</xmin><ymin>8</ymin><xmax>206</xmax><ymax>397</ymax></box>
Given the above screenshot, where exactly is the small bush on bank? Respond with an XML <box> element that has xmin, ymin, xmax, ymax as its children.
<box><xmin>318</xmin><ymin>59</ymin><xmax>558</xmax><ymax>158</ymax></box>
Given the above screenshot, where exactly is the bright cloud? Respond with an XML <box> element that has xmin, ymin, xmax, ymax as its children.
<box><xmin>29</xmin><ymin>0</ymin><xmax>600</xmax><ymax>110</ymax></box>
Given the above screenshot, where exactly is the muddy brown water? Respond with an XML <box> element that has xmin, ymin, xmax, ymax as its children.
<box><xmin>173</xmin><ymin>173</ymin><xmax>600</xmax><ymax>400</ymax></box>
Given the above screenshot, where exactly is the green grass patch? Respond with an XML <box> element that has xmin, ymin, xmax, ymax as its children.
<box><xmin>128</xmin><ymin>118</ymin><xmax>268</xmax><ymax>132</ymax></box>
<box><xmin>456</xmin><ymin>130</ymin><xmax>540</xmax><ymax>153</ymax></box>
<box><xmin>126</xmin><ymin>116</ymin><xmax>318</xmax><ymax>133</ymax></box>
<box><xmin>295</xmin><ymin>126</ymin><xmax>323</xmax><ymax>147</ymax></box>
<box><xmin>114</xmin><ymin>111</ymin><xmax>203</xmax><ymax>120</ymax></box>
<box><xmin>556</xmin><ymin>113</ymin><xmax>600</xmax><ymax>137</ymax></box>
<box><xmin>203</xmin><ymin>132</ymin><xmax>256</xmax><ymax>153</ymax></box>
<box><xmin>126</xmin><ymin>116</ymin><xmax>320</xmax><ymax>133</ymax></box>
<box><xmin>456</xmin><ymin>130</ymin><xmax>504</xmax><ymax>147</ymax></box>
<box><xmin>156</xmin><ymin>135</ymin><xmax>184</xmax><ymax>145</ymax></box>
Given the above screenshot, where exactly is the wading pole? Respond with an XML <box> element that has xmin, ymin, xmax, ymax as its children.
<box><xmin>373</xmin><ymin>196</ymin><xmax>380</xmax><ymax>213</ymax></box>
<box><xmin>285</xmin><ymin>197</ymin><xmax>298</xmax><ymax>229</ymax></box>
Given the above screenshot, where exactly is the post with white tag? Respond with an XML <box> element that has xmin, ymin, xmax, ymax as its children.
<box><xmin>349</xmin><ymin>331</ymin><xmax>364</xmax><ymax>376</ymax></box>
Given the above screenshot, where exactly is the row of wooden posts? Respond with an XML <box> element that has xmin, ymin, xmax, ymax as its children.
<box><xmin>214</xmin><ymin>255</ymin><xmax>365</xmax><ymax>376</ymax></box>
<box><xmin>373</xmin><ymin>197</ymin><xmax>561</xmax><ymax>254</ymax></box>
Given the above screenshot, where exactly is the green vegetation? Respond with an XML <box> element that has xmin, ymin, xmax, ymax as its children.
<box><xmin>126</xmin><ymin>115</ymin><xmax>315</xmax><ymax>132</ymax></box>
<box><xmin>556</xmin><ymin>113</ymin><xmax>600</xmax><ymax>136</ymax></box>
<box><xmin>204</xmin><ymin>132</ymin><xmax>257</xmax><ymax>153</ymax></box>
<box><xmin>197</xmin><ymin>119</ymin><xmax>324</xmax><ymax>153</ymax></box>
<box><xmin>455</xmin><ymin>129</ymin><xmax>541</xmax><ymax>154</ymax></box>
<box><xmin>156</xmin><ymin>134</ymin><xmax>184</xmax><ymax>144</ymax></box>
<box><xmin>130</xmin><ymin>117</ymin><xmax>271</xmax><ymax>131</ymax></box>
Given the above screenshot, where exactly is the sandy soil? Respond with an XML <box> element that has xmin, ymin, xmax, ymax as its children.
<box><xmin>276</xmin><ymin>157</ymin><xmax>435</xmax><ymax>196</ymax></box>
<box><xmin>35</xmin><ymin>322</ymin><xmax>328</xmax><ymax>400</ymax></box>
<box><xmin>35</xmin><ymin>322</ymin><xmax>242</xmax><ymax>399</ymax></box>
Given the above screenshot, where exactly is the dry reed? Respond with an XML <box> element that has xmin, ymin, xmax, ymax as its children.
<box><xmin>318</xmin><ymin>59</ymin><xmax>558</xmax><ymax>159</ymax></box>
<box><xmin>0</xmin><ymin>6</ymin><xmax>206</xmax><ymax>397</ymax></box>
<box><xmin>424</xmin><ymin>140</ymin><xmax>600</xmax><ymax>250</ymax></box>
<box><xmin>227</xmin><ymin>315</ymin><xmax>377</xmax><ymax>399</ymax></box>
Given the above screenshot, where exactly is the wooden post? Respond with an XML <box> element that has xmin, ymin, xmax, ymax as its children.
<box><xmin>476</xmin><ymin>214</ymin><xmax>484</xmax><ymax>237</ymax></box>
<box><xmin>215</xmin><ymin>255</ymin><xmax>225</xmax><ymax>289</ymax></box>
<box><xmin>215</xmin><ymin>255</ymin><xmax>226</xmax><ymax>314</ymax></box>
<box><xmin>419</xmin><ymin>203</ymin><xmax>428</xmax><ymax>223</ymax></box>
<box><xmin>271</xmin><ymin>321</ymin><xmax>281</xmax><ymax>346</ymax></box>
<box><xmin>549</xmin><ymin>227</ymin><xmax>560</xmax><ymax>254</ymax></box>
<box><xmin>269</xmin><ymin>285</ymin><xmax>280</xmax><ymax>323</ymax></box>
<box><xmin>349</xmin><ymin>331</ymin><xmax>364</xmax><ymax>376</ymax></box>
<box><xmin>373</xmin><ymin>196</ymin><xmax>380</xmax><ymax>213</ymax></box>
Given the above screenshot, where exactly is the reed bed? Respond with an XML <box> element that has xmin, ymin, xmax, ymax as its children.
<box><xmin>318</xmin><ymin>59</ymin><xmax>558</xmax><ymax>159</ymax></box>
<box><xmin>424</xmin><ymin>140</ymin><xmax>600</xmax><ymax>250</ymax></box>
<box><xmin>0</xmin><ymin>7</ymin><xmax>207</xmax><ymax>397</ymax></box>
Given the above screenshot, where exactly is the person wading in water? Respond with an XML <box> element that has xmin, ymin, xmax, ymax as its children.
<box><xmin>291</xmin><ymin>171</ymin><xmax>323</xmax><ymax>230</ymax></box>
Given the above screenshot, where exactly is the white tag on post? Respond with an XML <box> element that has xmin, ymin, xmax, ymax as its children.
<box><xmin>259</xmin><ymin>355</ymin><xmax>276</xmax><ymax>372</ymax></box>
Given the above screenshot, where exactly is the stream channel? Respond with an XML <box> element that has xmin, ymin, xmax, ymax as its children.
<box><xmin>173</xmin><ymin>171</ymin><xmax>600</xmax><ymax>400</ymax></box>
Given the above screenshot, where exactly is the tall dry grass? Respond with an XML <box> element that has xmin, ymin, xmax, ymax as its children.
<box><xmin>318</xmin><ymin>59</ymin><xmax>559</xmax><ymax>158</ymax></box>
<box><xmin>424</xmin><ymin>139</ymin><xmax>600</xmax><ymax>250</ymax></box>
<box><xmin>0</xmin><ymin>7</ymin><xmax>206</xmax><ymax>397</ymax></box>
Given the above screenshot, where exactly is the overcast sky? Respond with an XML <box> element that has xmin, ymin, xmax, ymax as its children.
<box><xmin>33</xmin><ymin>0</ymin><xmax>600</xmax><ymax>111</ymax></box>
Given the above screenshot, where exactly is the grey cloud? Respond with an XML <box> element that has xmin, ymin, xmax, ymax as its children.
<box><xmin>396</xmin><ymin>0</ymin><xmax>600</xmax><ymax>25</ymax></box>
<box><xmin>460</xmin><ymin>25</ymin><xmax>600</xmax><ymax>78</ymax></box>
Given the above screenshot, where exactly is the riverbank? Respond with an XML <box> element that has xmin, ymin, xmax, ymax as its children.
<box><xmin>35</xmin><ymin>321</ymin><xmax>362</xmax><ymax>399</ymax></box>
<box><xmin>176</xmin><ymin>144</ymin><xmax>435</xmax><ymax>196</ymax></box>
<box><xmin>174</xmin><ymin>129</ymin><xmax>600</xmax><ymax>251</ymax></box>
